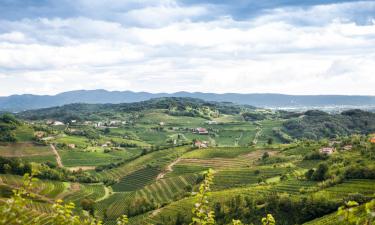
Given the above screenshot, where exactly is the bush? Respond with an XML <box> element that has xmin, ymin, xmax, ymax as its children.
<box><xmin>311</xmin><ymin>163</ymin><xmax>329</xmax><ymax>181</ymax></box>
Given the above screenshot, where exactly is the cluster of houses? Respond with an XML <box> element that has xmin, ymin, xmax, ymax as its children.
<box><xmin>193</xmin><ymin>127</ymin><xmax>209</xmax><ymax>135</ymax></box>
<box><xmin>319</xmin><ymin>143</ymin><xmax>353</xmax><ymax>155</ymax></box>
<box><xmin>194</xmin><ymin>140</ymin><xmax>208</xmax><ymax>148</ymax></box>
<box><xmin>93</xmin><ymin>120</ymin><xmax>127</xmax><ymax>128</ymax></box>
<box><xmin>46</xmin><ymin>120</ymin><xmax>65</xmax><ymax>126</ymax></box>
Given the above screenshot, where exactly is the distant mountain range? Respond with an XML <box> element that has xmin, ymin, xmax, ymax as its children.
<box><xmin>1</xmin><ymin>89</ymin><xmax>375</xmax><ymax>112</ymax></box>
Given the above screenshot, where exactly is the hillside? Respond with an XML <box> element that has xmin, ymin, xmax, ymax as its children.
<box><xmin>282</xmin><ymin>109</ymin><xmax>375</xmax><ymax>140</ymax></box>
<box><xmin>0</xmin><ymin>98</ymin><xmax>374</xmax><ymax>225</ymax></box>
<box><xmin>1</xmin><ymin>89</ymin><xmax>375</xmax><ymax>112</ymax></box>
<box><xmin>16</xmin><ymin>97</ymin><xmax>254</xmax><ymax>122</ymax></box>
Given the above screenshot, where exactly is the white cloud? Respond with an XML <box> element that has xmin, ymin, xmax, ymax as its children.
<box><xmin>0</xmin><ymin>1</ymin><xmax>375</xmax><ymax>96</ymax></box>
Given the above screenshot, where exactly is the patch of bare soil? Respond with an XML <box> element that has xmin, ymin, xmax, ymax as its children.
<box><xmin>156</xmin><ymin>158</ymin><xmax>181</xmax><ymax>180</ymax></box>
<box><xmin>243</xmin><ymin>149</ymin><xmax>278</xmax><ymax>159</ymax></box>
<box><xmin>50</xmin><ymin>144</ymin><xmax>63</xmax><ymax>167</ymax></box>
<box><xmin>70</xmin><ymin>183</ymin><xmax>81</xmax><ymax>192</ymax></box>
<box><xmin>67</xmin><ymin>166</ymin><xmax>96</xmax><ymax>172</ymax></box>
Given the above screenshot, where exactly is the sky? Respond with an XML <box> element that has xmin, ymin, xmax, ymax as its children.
<box><xmin>0</xmin><ymin>0</ymin><xmax>375</xmax><ymax>96</ymax></box>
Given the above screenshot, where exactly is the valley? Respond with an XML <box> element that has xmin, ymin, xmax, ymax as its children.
<box><xmin>0</xmin><ymin>97</ymin><xmax>374</xmax><ymax>225</ymax></box>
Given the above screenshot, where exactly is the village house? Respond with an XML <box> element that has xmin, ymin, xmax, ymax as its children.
<box><xmin>343</xmin><ymin>145</ymin><xmax>353</xmax><ymax>151</ymax></box>
<box><xmin>205</xmin><ymin>120</ymin><xmax>218</xmax><ymax>125</ymax></box>
<box><xmin>194</xmin><ymin>140</ymin><xmax>208</xmax><ymax>148</ymax></box>
<box><xmin>52</xmin><ymin>121</ymin><xmax>64</xmax><ymax>126</ymax></box>
<box><xmin>46</xmin><ymin>120</ymin><xmax>54</xmax><ymax>125</ymax></box>
<box><xmin>370</xmin><ymin>137</ymin><xmax>375</xmax><ymax>144</ymax></box>
<box><xmin>34</xmin><ymin>131</ymin><xmax>45</xmax><ymax>139</ymax></box>
<box><xmin>101</xmin><ymin>141</ymin><xmax>112</xmax><ymax>147</ymax></box>
<box><xmin>159</xmin><ymin>122</ymin><xmax>165</xmax><ymax>126</ymax></box>
<box><xmin>194</xmin><ymin>127</ymin><xmax>209</xmax><ymax>135</ymax></box>
<box><xmin>319</xmin><ymin>147</ymin><xmax>335</xmax><ymax>155</ymax></box>
<box><xmin>67</xmin><ymin>144</ymin><xmax>76</xmax><ymax>149</ymax></box>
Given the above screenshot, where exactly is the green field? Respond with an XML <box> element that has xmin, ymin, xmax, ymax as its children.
<box><xmin>0</xmin><ymin>142</ymin><xmax>53</xmax><ymax>157</ymax></box>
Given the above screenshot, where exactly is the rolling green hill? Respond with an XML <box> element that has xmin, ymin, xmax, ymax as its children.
<box><xmin>0</xmin><ymin>98</ymin><xmax>374</xmax><ymax>225</ymax></box>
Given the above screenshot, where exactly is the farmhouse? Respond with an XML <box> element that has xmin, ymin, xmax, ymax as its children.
<box><xmin>343</xmin><ymin>145</ymin><xmax>352</xmax><ymax>151</ymax></box>
<box><xmin>46</xmin><ymin>120</ymin><xmax>54</xmax><ymax>125</ymax></box>
<box><xmin>101</xmin><ymin>141</ymin><xmax>112</xmax><ymax>147</ymax></box>
<box><xmin>319</xmin><ymin>147</ymin><xmax>335</xmax><ymax>155</ymax></box>
<box><xmin>205</xmin><ymin>120</ymin><xmax>218</xmax><ymax>125</ymax></box>
<box><xmin>194</xmin><ymin>140</ymin><xmax>208</xmax><ymax>148</ymax></box>
<box><xmin>52</xmin><ymin>121</ymin><xmax>64</xmax><ymax>126</ymax></box>
<box><xmin>194</xmin><ymin>127</ymin><xmax>209</xmax><ymax>135</ymax></box>
<box><xmin>34</xmin><ymin>131</ymin><xmax>45</xmax><ymax>138</ymax></box>
<box><xmin>370</xmin><ymin>137</ymin><xmax>375</xmax><ymax>144</ymax></box>
<box><xmin>67</xmin><ymin>144</ymin><xmax>76</xmax><ymax>149</ymax></box>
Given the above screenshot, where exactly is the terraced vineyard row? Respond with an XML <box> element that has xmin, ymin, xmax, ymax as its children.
<box><xmin>212</xmin><ymin>167</ymin><xmax>288</xmax><ymax>190</ymax></box>
<box><xmin>178</xmin><ymin>158</ymin><xmax>250</xmax><ymax>169</ymax></box>
<box><xmin>96</xmin><ymin>192</ymin><xmax>136</xmax><ymax>219</ymax></box>
<box><xmin>270</xmin><ymin>179</ymin><xmax>318</xmax><ymax>194</ymax></box>
<box><xmin>93</xmin><ymin>146</ymin><xmax>189</xmax><ymax>181</ymax></box>
<box><xmin>0</xmin><ymin>174</ymin><xmax>67</xmax><ymax>199</ymax></box>
<box><xmin>112</xmin><ymin>166</ymin><xmax>160</xmax><ymax>192</ymax></box>
<box><xmin>63</xmin><ymin>183</ymin><xmax>106</xmax><ymax>204</ymax></box>
<box><xmin>97</xmin><ymin>174</ymin><xmax>199</xmax><ymax>220</ymax></box>
<box><xmin>319</xmin><ymin>179</ymin><xmax>375</xmax><ymax>199</ymax></box>
<box><xmin>165</xmin><ymin>164</ymin><xmax>206</xmax><ymax>177</ymax></box>
<box><xmin>137</xmin><ymin>174</ymin><xmax>199</xmax><ymax>204</ymax></box>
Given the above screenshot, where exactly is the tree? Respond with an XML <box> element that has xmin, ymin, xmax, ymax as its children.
<box><xmin>0</xmin><ymin>173</ymin><xmax>39</xmax><ymax>225</ymax></box>
<box><xmin>261</xmin><ymin>214</ymin><xmax>276</xmax><ymax>225</ymax></box>
<box><xmin>337</xmin><ymin>201</ymin><xmax>359</xmax><ymax>224</ymax></box>
<box><xmin>0</xmin><ymin>173</ymin><xmax>128</xmax><ymax>225</ymax></box>
<box><xmin>116</xmin><ymin>215</ymin><xmax>129</xmax><ymax>225</ymax></box>
<box><xmin>190</xmin><ymin>169</ymin><xmax>215</xmax><ymax>225</ymax></box>
<box><xmin>311</xmin><ymin>163</ymin><xmax>328</xmax><ymax>181</ymax></box>
<box><xmin>262</xmin><ymin>152</ymin><xmax>270</xmax><ymax>160</ymax></box>
<box><xmin>80</xmin><ymin>198</ymin><xmax>95</xmax><ymax>215</ymax></box>
<box><xmin>267</xmin><ymin>138</ymin><xmax>273</xmax><ymax>145</ymax></box>
<box><xmin>103</xmin><ymin>127</ymin><xmax>110</xmax><ymax>134</ymax></box>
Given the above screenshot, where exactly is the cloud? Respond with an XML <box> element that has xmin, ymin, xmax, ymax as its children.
<box><xmin>0</xmin><ymin>0</ymin><xmax>374</xmax><ymax>96</ymax></box>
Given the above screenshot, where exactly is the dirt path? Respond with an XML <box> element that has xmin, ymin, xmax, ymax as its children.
<box><xmin>50</xmin><ymin>144</ymin><xmax>63</xmax><ymax>167</ymax></box>
<box><xmin>151</xmin><ymin>208</ymin><xmax>162</xmax><ymax>217</ymax></box>
<box><xmin>96</xmin><ymin>186</ymin><xmax>111</xmax><ymax>202</ymax></box>
<box><xmin>156</xmin><ymin>158</ymin><xmax>181</xmax><ymax>180</ymax></box>
<box><xmin>252</xmin><ymin>126</ymin><xmax>262</xmax><ymax>145</ymax></box>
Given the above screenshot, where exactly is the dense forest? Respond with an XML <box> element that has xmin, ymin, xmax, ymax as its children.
<box><xmin>282</xmin><ymin>109</ymin><xmax>375</xmax><ymax>140</ymax></box>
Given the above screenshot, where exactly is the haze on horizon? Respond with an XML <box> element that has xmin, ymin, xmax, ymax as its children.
<box><xmin>0</xmin><ymin>0</ymin><xmax>375</xmax><ymax>96</ymax></box>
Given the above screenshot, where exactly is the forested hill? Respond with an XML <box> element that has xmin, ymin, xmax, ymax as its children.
<box><xmin>282</xmin><ymin>109</ymin><xmax>375</xmax><ymax>140</ymax></box>
<box><xmin>1</xmin><ymin>89</ymin><xmax>375</xmax><ymax>112</ymax></box>
<box><xmin>16</xmin><ymin>97</ymin><xmax>254</xmax><ymax>122</ymax></box>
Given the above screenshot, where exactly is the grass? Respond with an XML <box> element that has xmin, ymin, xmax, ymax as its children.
<box><xmin>14</xmin><ymin>125</ymin><xmax>35</xmax><ymax>142</ymax></box>
<box><xmin>212</xmin><ymin>167</ymin><xmax>288</xmax><ymax>190</ymax></box>
<box><xmin>257</xmin><ymin>120</ymin><xmax>284</xmax><ymax>145</ymax></box>
<box><xmin>0</xmin><ymin>142</ymin><xmax>53</xmax><ymax>157</ymax></box>
<box><xmin>54</xmin><ymin>135</ymin><xmax>90</xmax><ymax>148</ymax></box>
<box><xmin>182</xmin><ymin>147</ymin><xmax>254</xmax><ymax>159</ymax></box>
<box><xmin>93</xmin><ymin>146</ymin><xmax>190</xmax><ymax>181</ymax></box>
<box><xmin>59</xmin><ymin>150</ymin><xmax>124</xmax><ymax>167</ymax></box>
<box><xmin>63</xmin><ymin>183</ymin><xmax>106</xmax><ymax>204</ymax></box>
